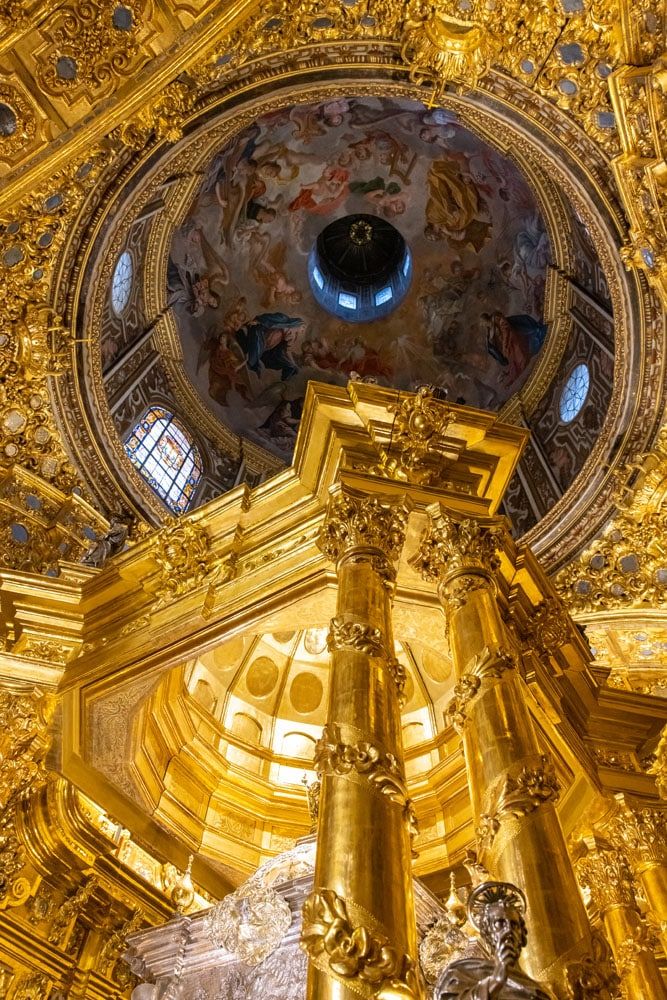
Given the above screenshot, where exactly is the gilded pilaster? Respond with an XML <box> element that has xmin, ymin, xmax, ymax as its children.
<box><xmin>574</xmin><ymin>839</ymin><xmax>666</xmax><ymax>1000</ymax></box>
<box><xmin>302</xmin><ymin>487</ymin><xmax>421</xmax><ymax>1000</ymax></box>
<box><xmin>412</xmin><ymin>506</ymin><xmax>608</xmax><ymax>999</ymax></box>
<box><xmin>611</xmin><ymin>797</ymin><xmax>667</xmax><ymax>955</ymax></box>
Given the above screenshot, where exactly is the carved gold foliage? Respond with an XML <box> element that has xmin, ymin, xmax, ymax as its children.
<box><xmin>317</xmin><ymin>488</ymin><xmax>410</xmax><ymax>567</ymax></box>
<box><xmin>614</xmin><ymin>924</ymin><xmax>659</xmax><ymax>977</ymax></box>
<box><xmin>315</xmin><ymin>724</ymin><xmax>417</xmax><ymax>843</ymax></box>
<box><xmin>115</xmin><ymin>80</ymin><xmax>197</xmax><ymax>150</ymax></box>
<box><xmin>327</xmin><ymin>618</ymin><xmax>385</xmax><ymax>657</ymax></box>
<box><xmin>565</xmin><ymin>930</ymin><xmax>621</xmax><ymax>1000</ymax></box>
<box><xmin>573</xmin><ymin>846</ymin><xmax>636</xmax><ymax>913</ymax></box>
<box><xmin>379</xmin><ymin>387</ymin><xmax>456</xmax><ymax>487</ymax></box>
<box><xmin>527</xmin><ymin>597</ymin><xmax>571</xmax><ymax>655</ymax></box>
<box><xmin>0</xmin><ymin>688</ymin><xmax>56</xmax><ymax>815</ymax></box>
<box><xmin>150</xmin><ymin>515</ymin><xmax>212</xmax><ymax>604</ymax></box>
<box><xmin>479</xmin><ymin>755</ymin><xmax>561</xmax><ymax>850</ymax></box>
<box><xmin>0</xmin><ymin>84</ymin><xmax>36</xmax><ymax>163</ymax></box>
<box><xmin>610</xmin><ymin>800</ymin><xmax>667</xmax><ymax>865</ymax></box>
<box><xmin>649</xmin><ymin>726</ymin><xmax>667</xmax><ymax>799</ymax></box>
<box><xmin>48</xmin><ymin>877</ymin><xmax>98</xmax><ymax>946</ymax></box>
<box><xmin>497</xmin><ymin>755</ymin><xmax>560</xmax><ymax>818</ymax></box>
<box><xmin>0</xmin><ymin>148</ymin><xmax>113</xmax><ymax>490</ymax></box>
<box><xmin>446</xmin><ymin>674</ymin><xmax>481</xmax><ymax>733</ymax></box>
<box><xmin>556</xmin><ymin>506</ymin><xmax>667</xmax><ymax>613</ymax></box>
<box><xmin>35</xmin><ymin>0</ymin><xmax>146</xmax><ymax>103</ymax></box>
<box><xmin>203</xmin><ymin>0</ymin><xmax>405</xmax><ymax>80</ymax></box>
<box><xmin>412</xmin><ymin>508</ymin><xmax>503</xmax><ymax>584</ymax></box>
<box><xmin>301</xmin><ymin>888</ymin><xmax>420</xmax><ymax>997</ymax></box>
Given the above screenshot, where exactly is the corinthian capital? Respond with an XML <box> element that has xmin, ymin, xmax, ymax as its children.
<box><xmin>317</xmin><ymin>487</ymin><xmax>410</xmax><ymax>567</ymax></box>
<box><xmin>410</xmin><ymin>506</ymin><xmax>504</xmax><ymax>584</ymax></box>
<box><xmin>573</xmin><ymin>843</ymin><xmax>636</xmax><ymax>913</ymax></box>
<box><xmin>611</xmin><ymin>795</ymin><xmax>667</xmax><ymax>866</ymax></box>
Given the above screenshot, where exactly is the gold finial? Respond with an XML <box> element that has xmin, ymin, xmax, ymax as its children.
<box><xmin>170</xmin><ymin>854</ymin><xmax>195</xmax><ymax>914</ymax></box>
<box><xmin>445</xmin><ymin>872</ymin><xmax>466</xmax><ymax>927</ymax></box>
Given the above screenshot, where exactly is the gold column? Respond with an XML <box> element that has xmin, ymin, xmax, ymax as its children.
<box><xmin>412</xmin><ymin>507</ymin><xmax>601</xmax><ymax>997</ymax></box>
<box><xmin>302</xmin><ymin>487</ymin><xmax>421</xmax><ymax>1000</ymax></box>
<box><xmin>613</xmin><ymin>798</ymin><xmax>667</xmax><ymax>954</ymax></box>
<box><xmin>574</xmin><ymin>839</ymin><xmax>667</xmax><ymax>1000</ymax></box>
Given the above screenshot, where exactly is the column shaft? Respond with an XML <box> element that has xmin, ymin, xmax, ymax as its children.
<box><xmin>412</xmin><ymin>510</ymin><xmax>598</xmax><ymax>997</ymax></box>
<box><xmin>304</xmin><ymin>490</ymin><xmax>420</xmax><ymax>1000</ymax></box>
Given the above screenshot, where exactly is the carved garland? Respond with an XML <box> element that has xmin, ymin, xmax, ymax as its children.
<box><xmin>315</xmin><ymin>725</ymin><xmax>418</xmax><ymax>844</ymax></box>
<box><xmin>301</xmin><ymin>888</ymin><xmax>420</xmax><ymax>998</ymax></box>
<box><xmin>477</xmin><ymin>755</ymin><xmax>561</xmax><ymax>850</ymax></box>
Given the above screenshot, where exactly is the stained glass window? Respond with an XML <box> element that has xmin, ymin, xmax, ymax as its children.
<box><xmin>111</xmin><ymin>250</ymin><xmax>133</xmax><ymax>315</ymax></box>
<box><xmin>125</xmin><ymin>407</ymin><xmax>202</xmax><ymax>513</ymax></box>
<box><xmin>559</xmin><ymin>363</ymin><xmax>590</xmax><ymax>423</ymax></box>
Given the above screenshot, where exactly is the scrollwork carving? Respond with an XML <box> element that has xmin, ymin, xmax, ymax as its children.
<box><xmin>446</xmin><ymin>675</ymin><xmax>481</xmax><ymax>733</ymax></box>
<box><xmin>314</xmin><ymin>725</ymin><xmax>417</xmax><ymax>842</ymax></box>
<box><xmin>565</xmin><ymin>930</ymin><xmax>621</xmax><ymax>1000</ymax></box>
<box><xmin>327</xmin><ymin>618</ymin><xmax>385</xmax><ymax>657</ymax></box>
<box><xmin>149</xmin><ymin>515</ymin><xmax>212</xmax><ymax>605</ymax></box>
<box><xmin>496</xmin><ymin>755</ymin><xmax>560</xmax><ymax>818</ymax></box>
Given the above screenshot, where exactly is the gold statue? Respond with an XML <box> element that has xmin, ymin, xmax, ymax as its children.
<box><xmin>435</xmin><ymin>882</ymin><xmax>553</xmax><ymax>1000</ymax></box>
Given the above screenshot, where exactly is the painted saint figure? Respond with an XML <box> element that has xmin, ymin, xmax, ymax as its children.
<box><xmin>234</xmin><ymin>312</ymin><xmax>306</xmax><ymax>381</ymax></box>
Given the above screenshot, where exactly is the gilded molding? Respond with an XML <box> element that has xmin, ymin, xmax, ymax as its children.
<box><xmin>301</xmin><ymin>888</ymin><xmax>420</xmax><ymax>998</ymax></box>
<box><xmin>317</xmin><ymin>488</ymin><xmax>410</xmax><ymax>568</ymax></box>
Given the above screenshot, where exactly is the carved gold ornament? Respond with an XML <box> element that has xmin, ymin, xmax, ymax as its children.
<box><xmin>380</xmin><ymin>387</ymin><xmax>456</xmax><ymax>486</ymax></box>
<box><xmin>401</xmin><ymin>11</ymin><xmax>495</xmax><ymax>94</ymax></box>
<box><xmin>301</xmin><ymin>889</ymin><xmax>420</xmax><ymax>998</ymax></box>
<box><xmin>412</xmin><ymin>508</ymin><xmax>503</xmax><ymax>583</ymax></box>
<box><xmin>327</xmin><ymin>618</ymin><xmax>385</xmax><ymax>656</ymax></box>
<box><xmin>649</xmin><ymin>726</ymin><xmax>667</xmax><ymax>799</ymax></box>
<box><xmin>317</xmin><ymin>489</ymin><xmax>410</xmax><ymax>567</ymax></box>
<box><xmin>149</xmin><ymin>515</ymin><xmax>212</xmax><ymax>604</ymax></box>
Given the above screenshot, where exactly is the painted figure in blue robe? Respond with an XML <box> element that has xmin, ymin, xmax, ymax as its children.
<box><xmin>235</xmin><ymin>312</ymin><xmax>306</xmax><ymax>381</ymax></box>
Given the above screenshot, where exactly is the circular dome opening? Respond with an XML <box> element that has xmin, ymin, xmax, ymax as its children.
<box><xmin>308</xmin><ymin>213</ymin><xmax>412</xmax><ymax>322</ymax></box>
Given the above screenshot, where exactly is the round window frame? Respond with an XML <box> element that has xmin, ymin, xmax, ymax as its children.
<box><xmin>559</xmin><ymin>362</ymin><xmax>590</xmax><ymax>424</ymax></box>
<box><xmin>111</xmin><ymin>249</ymin><xmax>134</xmax><ymax>316</ymax></box>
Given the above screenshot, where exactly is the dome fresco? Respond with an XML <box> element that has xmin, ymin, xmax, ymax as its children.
<box><xmin>168</xmin><ymin>96</ymin><xmax>551</xmax><ymax>461</ymax></box>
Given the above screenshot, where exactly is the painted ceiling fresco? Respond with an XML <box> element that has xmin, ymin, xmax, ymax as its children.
<box><xmin>169</xmin><ymin>97</ymin><xmax>551</xmax><ymax>461</ymax></box>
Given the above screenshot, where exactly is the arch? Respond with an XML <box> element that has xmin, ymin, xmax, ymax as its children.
<box><xmin>124</xmin><ymin>406</ymin><xmax>203</xmax><ymax>513</ymax></box>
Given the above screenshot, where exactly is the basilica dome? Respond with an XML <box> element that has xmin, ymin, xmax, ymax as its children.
<box><xmin>67</xmin><ymin>87</ymin><xmax>628</xmax><ymax>560</ymax></box>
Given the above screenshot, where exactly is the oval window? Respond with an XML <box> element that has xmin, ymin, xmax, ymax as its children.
<box><xmin>559</xmin><ymin>363</ymin><xmax>590</xmax><ymax>423</ymax></box>
<box><xmin>111</xmin><ymin>250</ymin><xmax>133</xmax><ymax>315</ymax></box>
